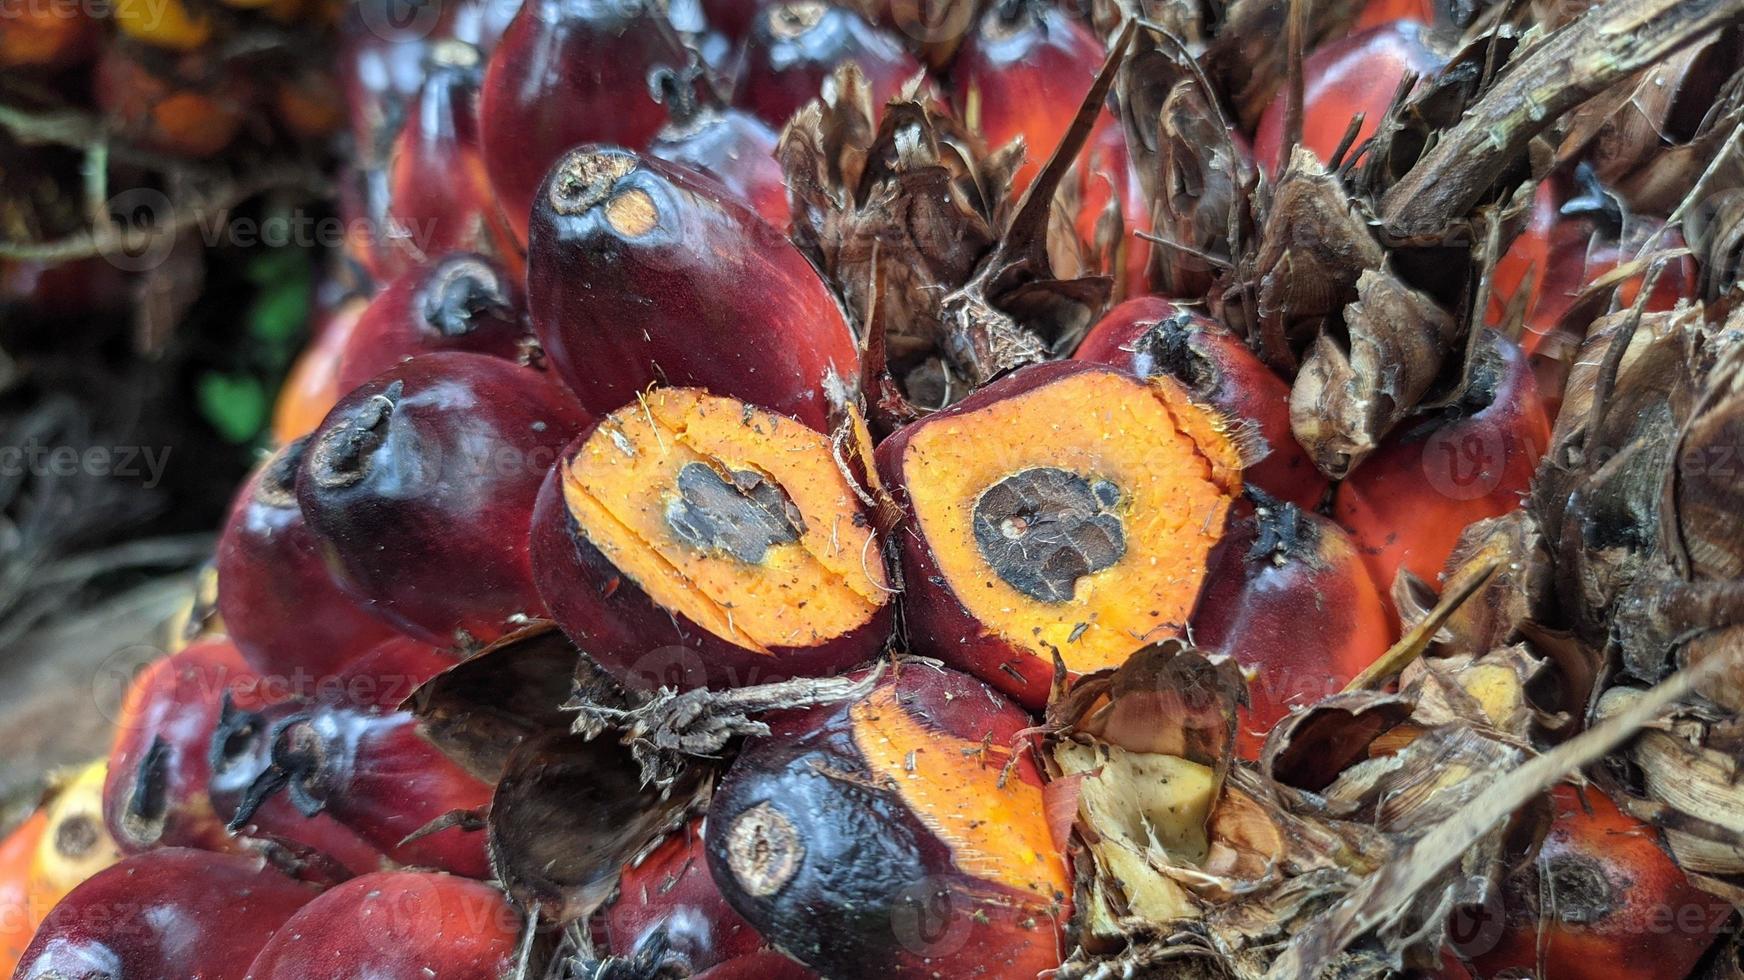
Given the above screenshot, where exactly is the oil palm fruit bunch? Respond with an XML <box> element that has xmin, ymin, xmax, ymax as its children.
<box><xmin>9</xmin><ymin>0</ymin><xmax>1744</xmax><ymax>976</ymax></box>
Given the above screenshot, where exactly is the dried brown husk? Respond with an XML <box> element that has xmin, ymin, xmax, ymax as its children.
<box><xmin>781</xmin><ymin>67</ymin><xmax>1003</xmax><ymax>375</ymax></box>
<box><xmin>1289</xmin><ymin>265</ymin><xmax>1461</xmax><ymax>478</ymax></box>
<box><xmin>1352</xmin><ymin>28</ymin><xmax>1524</xmax><ymax>197</ymax></box>
<box><xmin>1595</xmin><ymin>684</ymin><xmax>1744</xmax><ymax>897</ymax></box>
<box><xmin>402</xmin><ymin>621</ymin><xmax>616</xmax><ymax>783</ymax></box>
<box><xmin>1404</xmin><ymin>644</ymin><xmax>1572</xmax><ymax>737</ymax></box>
<box><xmin>1402</xmin><ymin>511</ymin><xmax>1555</xmax><ymax>655</ymax></box>
<box><xmin>1049</xmin><ymin>643</ymin><xmax>1396</xmax><ymax>976</ymax></box>
<box><xmin>1532</xmin><ymin>305</ymin><xmax>1709</xmax><ymax>649</ymax></box>
<box><xmin>1377</xmin><ymin>0</ymin><xmax>1744</xmax><ymax>243</ymax></box>
<box><xmin>1609</xmin><ymin>339</ymin><xmax>1744</xmax><ymax>689</ymax></box>
<box><xmin>1250</xmin><ymin>148</ymin><xmax>1386</xmax><ymax>374</ymax></box>
<box><xmin>1557</xmin><ymin>31</ymin><xmax>1744</xmax><ymax>216</ymax></box>
<box><xmin>1690</xmin><ymin>184</ymin><xmax>1744</xmax><ymax>301</ymax></box>
<box><xmin>1201</xmin><ymin>0</ymin><xmax>1370</xmax><ymax>130</ymax></box>
<box><xmin>1117</xmin><ymin>26</ymin><xmax>1256</xmax><ymax>299</ymax></box>
<box><xmin>782</xmin><ymin>42</ymin><xmax>1123</xmax><ymax>403</ymax></box>
<box><xmin>487</xmin><ymin>733</ymin><xmax>710</xmax><ymax>924</ymax></box>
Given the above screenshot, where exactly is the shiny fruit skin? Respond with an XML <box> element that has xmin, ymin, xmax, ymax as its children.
<box><xmin>732</xmin><ymin>2</ymin><xmax>921</xmax><ymax>127</ymax></box>
<box><xmin>1075</xmin><ymin>297</ymin><xmax>1326</xmax><ymax>508</ymax></box>
<box><xmin>380</xmin><ymin>44</ymin><xmax>520</xmax><ymax>280</ymax></box>
<box><xmin>296</xmin><ymin>352</ymin><xmax>590</xmax><ymax>647</ymax></box>
<box><xmin>334</xmin><ymin>253</ymin><xmax>530</xmax><ymax>394</ymax></box>
<box><xmin>705</xmin><ymin>665</ymin><xmax>1067</xmax><ymax>979</ymax></box>
<box><xmin>605</xmin><ymin>819</ymin><xmax>766</xmax><ymax>972</ymax></box>
<box><xmin>102</xmin><ymin>641</ymin><xmax>387</xmax><ymax>876</ymax></box>
<box><xmin>1252</xmin><ymin>22</ymin><xmax>1444</xmax><ymax>172</ymax></box>
<box><xmin>244</xmin><ymin>871</ymin><xmax>520</xmax><ymax>979</ymax></box>
<box><xmin>217</xmin><ymin>439</ymin><xmax>398</xmax><ymax>683</ymax></box>
<box><xmin>272</xmin><ymin>296</ymin><xmax>369</xmax><ymax>444</ymax></box>
<box><xmin>103</xmin><ymin>640</ymin><xmax>273</xmax><ymax>856</ymax></box>
<box><xmin>215</xmin><ymin>690</ymin><xmax>494</xmax><ymax>878</ymax></box>
<box><xmin>478</xmin><ymin>0</ymin><xmax>686</xmax><ymax>241</ymax></box>
<box><xmin>950</xmin><ymin>1</ymin><xmax>1103</xmax><ymax>194</ymax></box>
<box><xmin>1191</xmin><ymin>502</ymin><xmax>1391</xmax><ymax>756</ymax></box>
<box><xmin>1334</xmin><ymin>331</ymin><xmax>1550</xmax><ymax>600</ymax></box>
<box><xmin>527</xmin><ymin>147</ymin><xmax>857</xmax><ymax>431</ymax></box>
<box><xmin>15</xmin><ymin>849</ymin><xmax>317</xmax><ymax>980</ymax></box>
<box><xmin>1467</xmin><ymin>786</ymin><xmax>1726</xmax><ymax>980</ymax></box>
<box><xmin>651</xmin><ymin>107</ymin><xmax>789</xmax><ymax>228</ymax></box>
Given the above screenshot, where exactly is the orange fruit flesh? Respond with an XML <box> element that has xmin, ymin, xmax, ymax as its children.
<box><xmin>904</xmin><ymin>370</ymin><xmax>1242</xmax><ymax>674</ymax></box>
<box><xmin>849</xmin><ymin>684</ymin><xmax>1067</xmax><ymax>903</ymax></box>
<box><xmin>560</xmin><ymin>388</ymin><xmax>889</xmax><ymax>653</ymax></box>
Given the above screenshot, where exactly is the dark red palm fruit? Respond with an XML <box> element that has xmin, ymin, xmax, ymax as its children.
<box><xmin>478</xmin><ymin>0</ymin><xmax>685</xmax><ymax>242</ymax></box>
<box><xmin>14</xmin><ymin>849</ymin><xmax>316</xmax><ymax>980</ymax></box>
<box><xmin>244</xmin><ymin>871</ymin><xmax>520</xmax><ymax>979</ymax></box>
<box><xmin>526</xmin><ymin>147</ymin><xmax>858</xmax><ymax>432</ymax></box>
<box><xmin>102</xmin><ymin>641</ymin><xmax>388</xmax><ymax>876</ymax></box>
<box><xmin>320</xmin><ymin>635</ymin><xmax>456</xmax><ymax>710</ymax></box>
<box><xmin>1464</xmin><ymin>785</ymin><xmax>1725</xmax><ymax>980</ymax></box>
<box><xmin>216</xmin><ymin>700</ymin><xmax>495</xmax><ymax>878</ymax></box>
<box><xmin>204</xmin><ymin>637</ymin><xmax>454</xmax><ymax>865</ymax></box>
<box><xmin>950</xmin><ymin>0</ymin><xmax>1104</xmax><ymax>194</ymax></box>
<box><xmin>1074</xmin><ymin>297</ymin><xmax>1327</xmax><ymax>509</ymax></box>
<box><xmin>604</xmin><ymin>818</ymin><xmax>766</xmax><ymax>972</ymax></box>
<box><xmin>296</xmin><ymin>352</ymin><xmax>591</xmax><ymax>648</ymax></box>
<box><xmin>379</xmin><ymin>42</ymin><xmax>521</xmax><ymax>280</ymax></box>
<box><xmin>1334</xmin><ymin>330</ymin><xmax>1550</xmax><ymax>603</ymax></box>
<box><xmin>103</xmin><ymin>640</ymin><xmax>273</xmax><ymax>856</ymax></box>
<box><xmin>529</xmin><ymin>387</ymin><xmax>893</xmax><ymax>693</ymax></box>
<box><xmin>874</xmin><ymin>360</ymin><xmax>1246</xmax><ymax>709</ymax></box>
<box><xmin>706</xmin><ymin>664</ymin><xmax>1068</xmax><ymax>980</ymax></box>
<box><xmin>217</xmin><ymin>439</ymin><xmax>399</xmax><ymax>684</ymax></box>
<box><xmin>334</xmin><ymin>253</ymin><xmax>530</xmax><ymax>394</ymax></box>
<box><xmin>1191</xmin><ymin>501</ymin><xmax>1391</xmax><ymax>757</ymax></box>
<box><xmin>1251</xmin><ymin>22</ymin><xmax>1445</xmax><ymax>174</ymax></box>
<box><xmin>732</xmin><ymin>2</ymin><xmax>922</xmax><ymax>127</ymax></box>
<box><xmin>337</xmin><ymin>0</ymin><xmax>450</xmax><ymax>164</ymax></box>
<box><xmin>650</xmin><ymin>98</ymin><xmax>789</xmax><ymax>228</ymax></box>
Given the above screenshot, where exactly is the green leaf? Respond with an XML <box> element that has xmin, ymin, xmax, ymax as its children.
<box><xmin>250</xmin><ymin>280</ymin><xmax>310</xmax><ymax>347</ymax></box>
<box><xmin>198</xmin><ymin>372</ymin><xmax>269</xmax><ymax>444</ymax></box>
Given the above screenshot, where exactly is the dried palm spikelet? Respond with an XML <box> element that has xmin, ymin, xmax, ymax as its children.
<box><xmin>779</xmin><ymin>30</ymin><xmax>1132</xmax><ymax>418</ymax></box>
<box><xmin>1557</xmin><ymin>28</ymin><xmax>1744</xmax><ymax>217</ymax></box>
<box><xmin>1532</xmin><ymin>304</ymin><xmax>1715</xmax><ymax>655</ymax></box>
<box><xmin>1273</xmin><ymin>0</ymin><xmax>1744</xmax><ymax>480</ymax></box>
<box><xmin>1115</xmin><ymin>26</ymin><xmax>1256</xmax><ymax>300</ymax></box>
